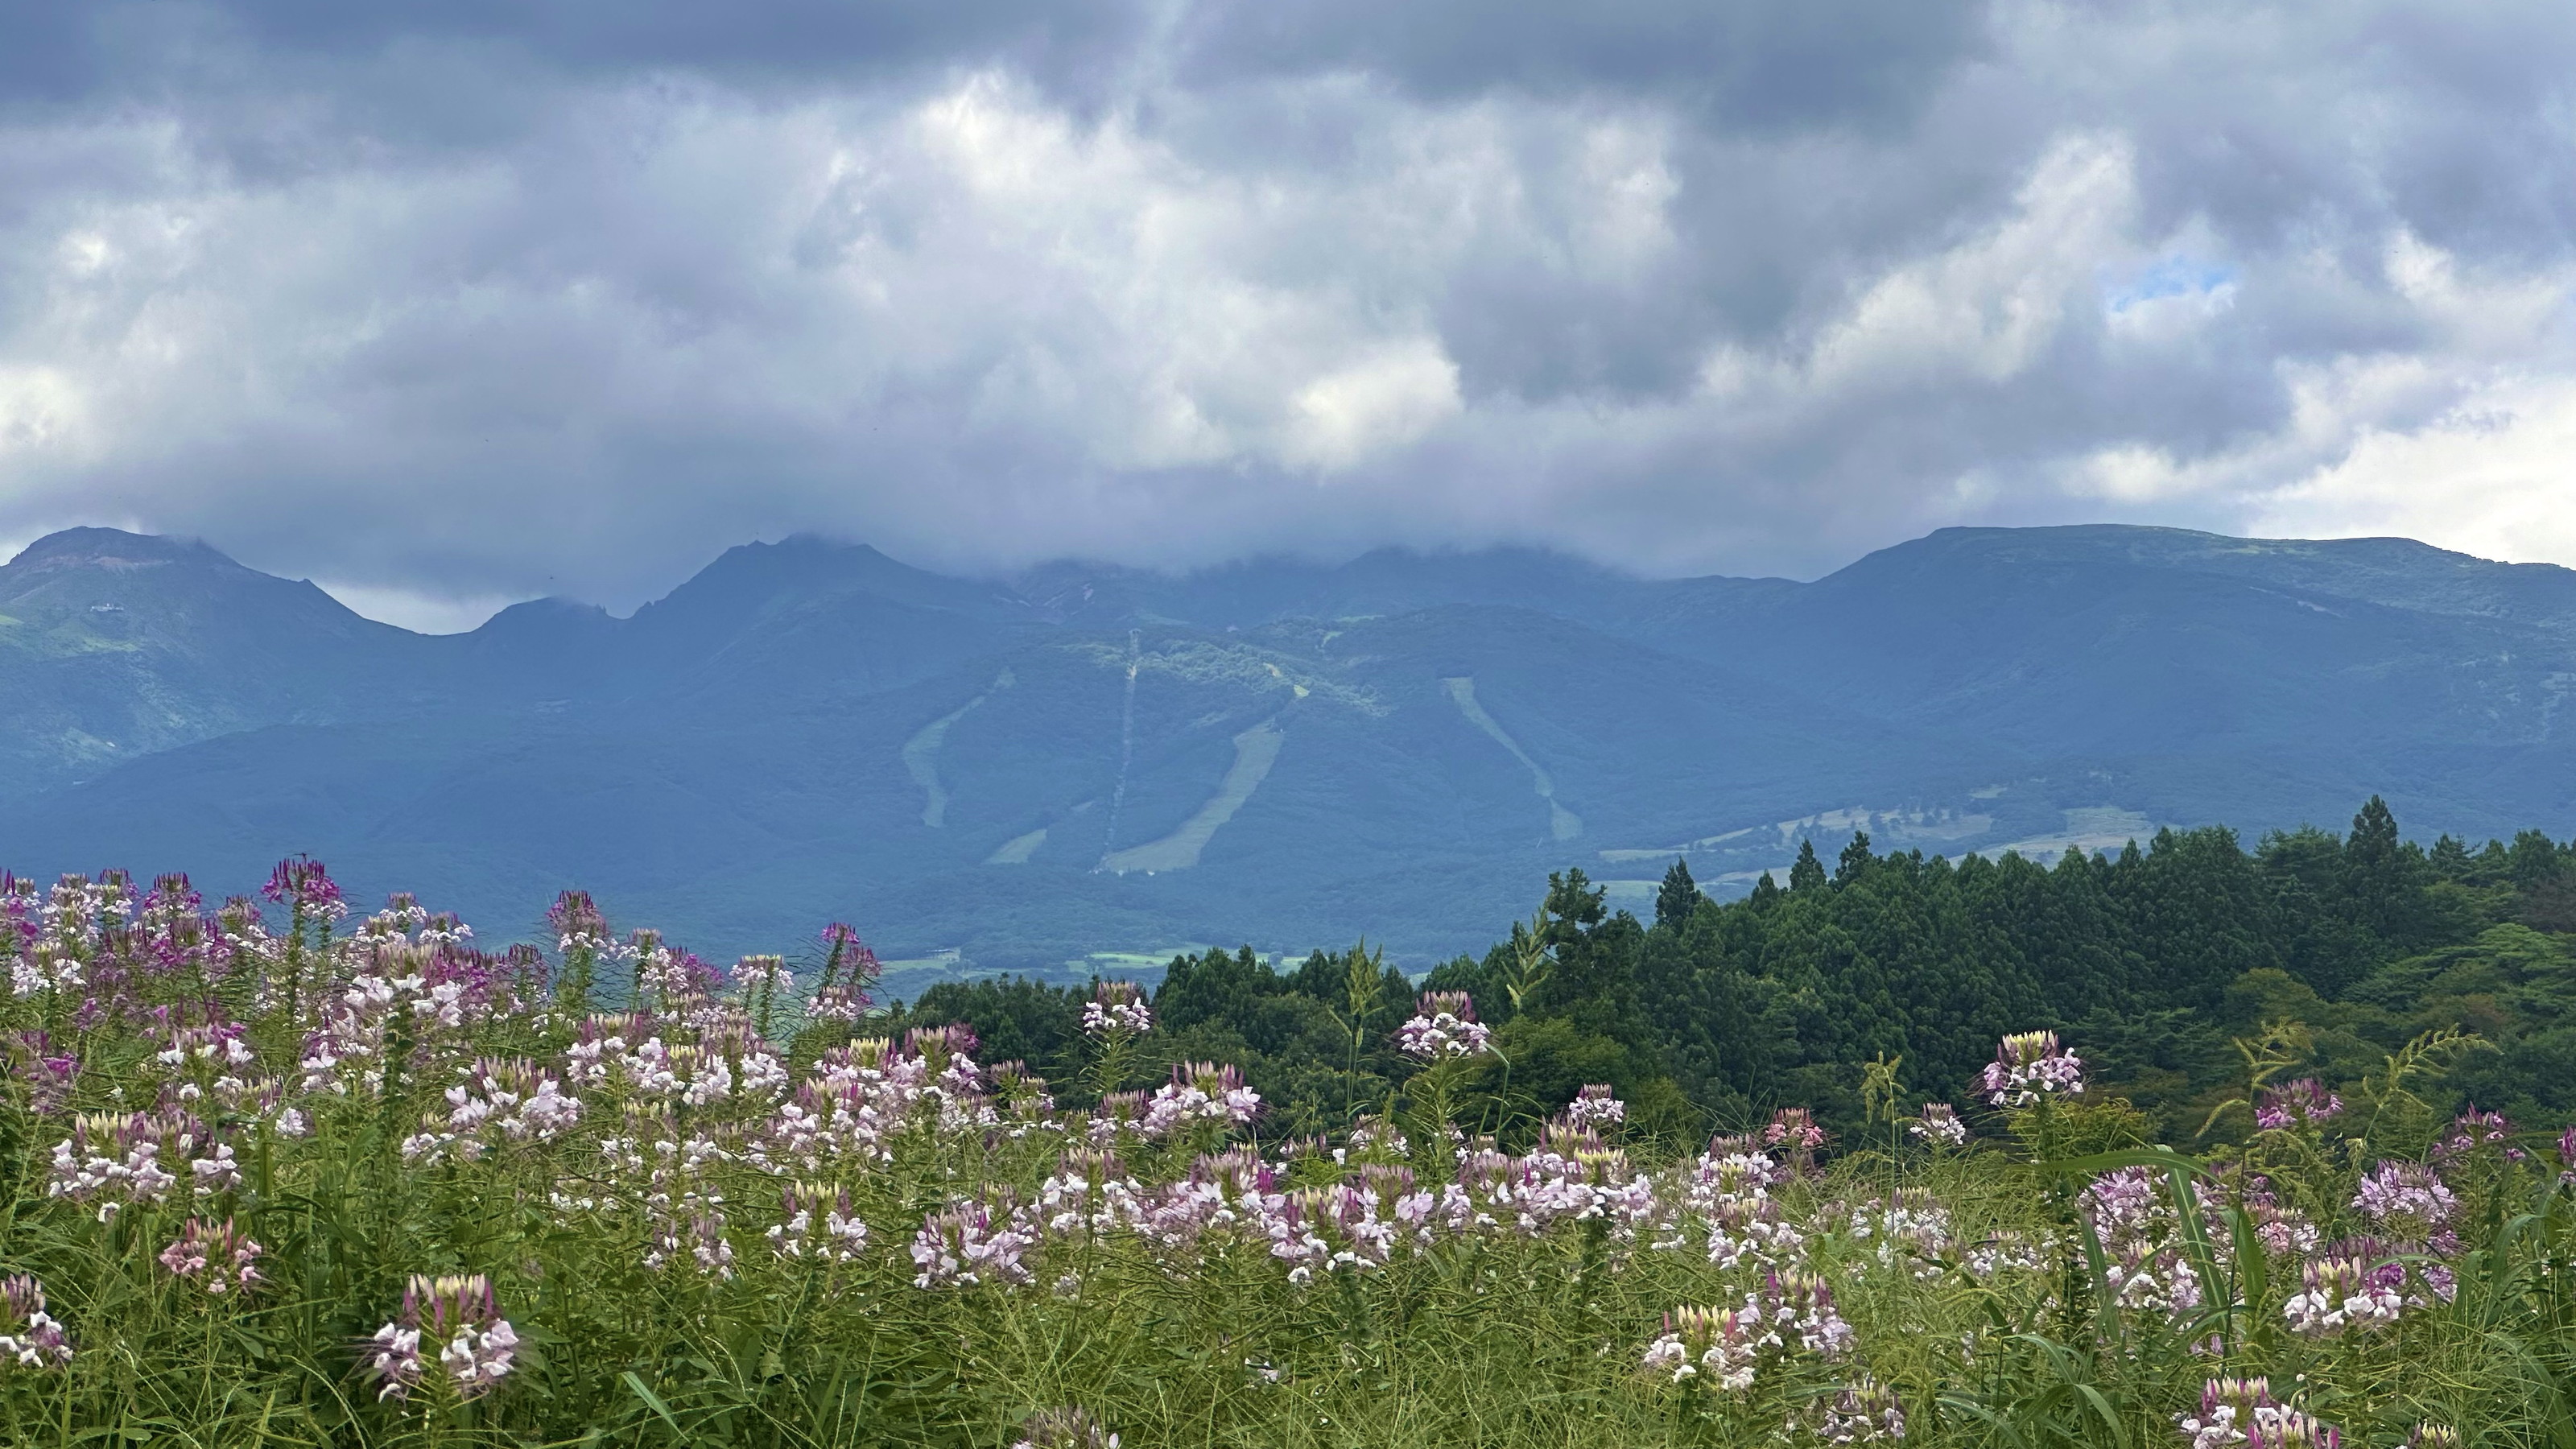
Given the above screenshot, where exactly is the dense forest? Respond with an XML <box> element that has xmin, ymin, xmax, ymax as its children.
<box><xmin>886</xmin><ymin>798</ymin><xmax>2576</xmax><ymax>1148</ymax></box>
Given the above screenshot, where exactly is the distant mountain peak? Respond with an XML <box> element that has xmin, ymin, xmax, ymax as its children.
<box><xmin>8</xmin><ymin>528</ymin><xmax>238</xmax><ymax>572</ymax></box>
<box><xmin>475</xmin><ymin>596</ymin><xmax>617</xmax><ymax>630</ymax></box>
<box><xmin>771</xmin><ymin>532</ymin><xmax>890</xmax><ymax>558</ymax></box>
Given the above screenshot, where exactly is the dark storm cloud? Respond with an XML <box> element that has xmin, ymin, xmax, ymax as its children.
<box><xmin>0</xmin><ymin>0</ymin><xmax>2572</xmax><ymax>627</ymax></box>
<box><xmin>1170</xmin><ymin>0</ymin><xmax>1987</xmax><ymax>130</ymax></box>
<box><xmin>6</xmin><ymin>1</ymin><xmax>1153</xmax><ymax>98</ymax></box>
<box><xmin>22</xmin><ymin>0</ymin><xmax>1983</xmax><ymax>121</ymax></box>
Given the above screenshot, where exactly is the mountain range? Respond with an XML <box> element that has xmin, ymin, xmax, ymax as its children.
<box><xmin>6</xmin><ymin>522</ymin><xmax>2575</xmax><ymax>986</ymax></box>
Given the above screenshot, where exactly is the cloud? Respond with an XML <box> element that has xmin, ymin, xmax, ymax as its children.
<box><xmin>2250</xmin><ymin>371</ymin><xmax>2576</xmax><ymax>565</ymax></box>
<box><xmin>0</xmin><ymin>0</ymin><xmax>2570</xmax><ymax>605</ymax></box>
<box><xmin>309</xmin><ymin>580</ymin><xmax>528</xmax><ymax>634</ymax></box>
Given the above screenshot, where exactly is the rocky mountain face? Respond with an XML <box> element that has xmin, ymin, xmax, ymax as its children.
<box><xmin>5</xmin><ymin>523</ymin><xmax>2573</xmax><ymax>972</ymax></box>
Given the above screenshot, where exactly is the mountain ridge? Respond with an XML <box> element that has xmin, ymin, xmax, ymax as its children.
<box><xmin>5</xmin><ymin>522</ymin><xmax>2573</xmax><ymax>973</ymax></box>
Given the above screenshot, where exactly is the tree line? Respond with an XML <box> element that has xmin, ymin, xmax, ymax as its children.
<box><xmin>888</xmin><ymin>798</ymin><xmax>2576</xmax><ymax>1148</ymax></box>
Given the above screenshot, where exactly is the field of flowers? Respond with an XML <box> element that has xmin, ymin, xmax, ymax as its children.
<box><xmin>3</xmin><ymin>863</ymin><xmax>2574</xmax><ymax>1447</ymax></box>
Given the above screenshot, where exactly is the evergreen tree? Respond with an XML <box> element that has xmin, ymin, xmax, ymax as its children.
<box><xmin>2258</xmin><ymin>826</ymin><xmax>2377</xmax><ymax>997</ymax></box>
<box><xmin>1480</xmin><ymin>873</ymin><xmax>1669</xmax><ymax>1128</ymax></box>
<box><xmin>1542</xmin><ymin>869</ymin><xmax>1609</xmax><ymax>939</ymax></box>
<box><xmin>2344</xmin><ymin>795</ymin><xmax>2403</xmax><ymax>892</ymax></box>
<box><xmin>2429</xmin><ymin>833</ymin><xmax>2472</xmax><ymax>881</ymax></box>
<box><xmin>2120</xmin><ymin>827</ymin><xmax>2273</xmax><ymax>1008</ymax></box>
<box><xmin>1789</xmin><ymin>840</ymin><xmax>1827</xmax><ymax>892</ymax></box>
<box><xmin>1835</xmin><ymin>832</ymin><xmax>1876</xmax><ymax>886</ymax></box>
<box><xmin>2340</xmin><ymin>796</ymin><xmax>2431</xmax><ymax>947</ymax></box>
<box><xmin>2510</xmin><ymin>829</ymin><xmax>2566</xmax><ymax>888</ymax></box>
<box><xmin>2471</xmin><ymin>838</ymin><xmax>2513</xmax><ymax>885</ymax></box>
<box><xmin>1748</xmin><ymin>872</ymin><xmax>1783</xmax><ymax>910</ymax></box>
<box><xmin>1654</xmin><ymin>857</ymin><xmax>1703</xmax><ymax>931</ymax></box>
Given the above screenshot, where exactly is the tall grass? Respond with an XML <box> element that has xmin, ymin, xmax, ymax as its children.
<box><xmin>2</xmin><ymin>867</ymin><xmax>2573</xmax><ymax>1447</ymax></box>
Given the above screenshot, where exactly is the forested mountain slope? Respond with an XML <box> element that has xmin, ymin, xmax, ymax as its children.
<box><xmin>4</xmin><ymin>523</ymin><xmax>2574</xmax><ymax>968</ymax></box>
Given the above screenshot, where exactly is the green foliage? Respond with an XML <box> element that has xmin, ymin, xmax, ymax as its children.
<box><xmin>1654</xmin><ymin>858</ymin><xmax>1702</xmax><ymax>932</ymax></box>
<box><xmin>1602</xmin><ymin>810</ymin><xmax>2576</xmax><ymax>1146</ymax></box>
<box><xmin>890</xmin><ymin>976</ymin><xmax>1087</xmax><ymax>1074</ymax></box>
<box><xmin>14</xmin><ymin>967</ymin><xmax>2576</xmax><ymax>1449</ymax></box>
<box><xmin>16</xmin><ymin>793</ymin><xmax>2576</xmax><ymax>1443</ymax></box>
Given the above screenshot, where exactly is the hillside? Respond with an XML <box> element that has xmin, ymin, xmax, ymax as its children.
<box><xmin>3</xmin><ymin>523</ymin><xmax>2574</xmax><ymax>970</ymax></box>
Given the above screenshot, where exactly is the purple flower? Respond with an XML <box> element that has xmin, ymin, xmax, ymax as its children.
<box><xmin>2432</xmin><ymin>1107</ymin><xmax>2521</xmax><ymax>1163</ymax></box>
<box><xmin>1909</xmin><ymin>1103</ymin><xmax>1967</xmax><ymax>1146</ymax></box>
<box><xmin>1140</xmin><ymin>1061</ymin><xmax>1262</xmax><ymax>1139</ymax></box>
<box><xmin>805</xmin><ymin>983</ymin><xmax>871</xmax><ymax>1022</ymax></box>
<box><xmin>1087</xmin><ymin>1089</ymin><xmax>1152</xmax><ymax>1146</ymax></box>
<box><xmin>2352</xmin><ymin>1161</ymin><xmax>2459</xmax><ymax>1252</ymax></box>
<box><xmin>2240</xmin><ymin>1176</ymin><xmax>2320</xmax><ymax>1257</ymax></box>
<box><xmin>769</xmin><ymin>1181</ymin><xmax>869</xmax><ymax>1262</ymax></box>
<box><xmin>987</xmin><ymin>1060</ymin><xmax>1055</xmax><ymax>1123</ymax></box>
<box><xmin>365</xmin><ymin>1274</ymin><xmax>517</xmax><ymax>1401</ymax></box>
<box><xmin>1761</xmin><ymin>1269</ymin><xmax>1855</xmax><ymax>1356</ymax></box>
<box><xmin>1395</xmin><ymin>992</ymin><xmax>1492</xmax><ymax>1060</ymax></box>
<box><xmin>2281</xmin><ymin>1253</ymin><xmax>2403</xmax><ymax>1335</ymax></box>
<box><xmin>546</xmin><ymin>890</ymin><xmax>610</xmax><ymax>950</ymax></box>
<box><xmin>807</xmin><ymin>923</ymin><xmax>880</xmax><ymax>1022</ymax></box>
<box><xmin>2177</xmin><ymin>1378</ymin><xmax>2339</xmax><ymax>1449</ymax></box>
<box><xmin>910</xmin><ymin>1203</ymin><xmax>1035</xmax><ymax>1288</ymax></box>
<box><xmin>1814</xmin><ymin>1378</ymin><xmax>1906</xmax><ymax>1444</ymax></box>
<box><xmin>1641</xmin><ymin>1304</ymin><xmax>1760</xmax><ymax>1389</ymax></box>
<box><xmin>2255</xmin><ymin>1079</ymin><xmax>2343</xmax><ymax>1132</ymax></box>
<box><xmin>262</xmin><ymin>857</ymin><xmax>345</xmax><ymax>919</ymax></box>
<box><xmin>47</xmin><ymin>1110</ymin><xmax>207</xmax><ymax>1219</ymax></box>
<box><xmin>728</xmin><ymin>955</ymin><xmax>792</xmax><ymax>995</ymax></box>
<box><xmin>1763</xmin><ymin>1107</ymin><xmax>1826</xmax><ymax>1154</ymax></box>
<box><xmin>1978</xmin><ymin>1030</ymin><xmax>2083</xmax><ymax>1108</ymax></box>
<box><xmin>4</xmin><ymin>1032</ymin><xmax>78</xmax><ymax>1115</ymax></box>
<box><xmin>1038</xmin><ymin>1150</ymin><xmax>1150</xmax><ymax>1238</ymax></box>
<box><xmin>1565</xmin><ymin>1084</ymin><xmax>1626</xmax><ymax>1129</ymax></box>
<box><xmin>1080</xmin><ymin>981</ymin><xmax>1154</xmax><ymax>1037</ymax></box>
<box><xmin>159</xmin><ymin>1217</ymin><xmax>265</xmax><ymax>1295</ymax></box>
<box><xmin>0</xmin><ymin>1275</ymin><xmax>71</xmax><ymax>1369</ymax></box>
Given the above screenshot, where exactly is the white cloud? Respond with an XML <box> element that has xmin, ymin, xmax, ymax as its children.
<box><xmin>0</xmin><ymin>365</ymin><xmax>94</xmax><ymax>461</ymax></box>
<box><xmin>2252</xmin><ymin>371</ymin><xmax>2576</xmax><ymax>564</ymax></box>
<box><xmin>1283</xmin><ymin>339</ymin><xmax>1463</xmax><ymax>470</ymax></box>
<box><xmin>0</xmin><ymin>2</ymin><xmax>2573</xmax><ymax>598</ymax></box>
<box><xmin>2044</xmin><ymin>227</ymin><xmax>2576</xmax><ymax>552</ymax></box>
<box><xmin>1810</xmin><ymin>134</ymin><xmax>2136</xmax><ymax>389</ymax></box>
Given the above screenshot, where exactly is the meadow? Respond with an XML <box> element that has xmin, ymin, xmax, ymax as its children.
<box><xmin>2</xmin><ymin>862</ymin><xmax>2572</xmax><ymax>1447</ymax></box>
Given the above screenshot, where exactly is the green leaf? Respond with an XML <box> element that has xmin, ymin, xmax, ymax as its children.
<box><xmin>625</xmin><ymin>1371</ymin><xmax>687</xmax><ymax>1440</ymax></box>
<box><xmin>2039</xmin><ymin>1146</ymin><xmax>2219</xmax><ymax>1182</ymax></box>
<box><xmin>2074</xmin><ymin>1206</ymin><xmax>2126</xmax><ymax>1347</ymax></box>
<box><xmin>2161</xmin><ymin>1163</ymin><xmax>2229</xmax><ymax>1331</ymax></box>
<box><xmin>2074</xmin><ymin>1384</ymin><xmax>2132</xmax><ymax>1449</ymax></box>
<box><xmin>1936</xmin><ymin>1394</ymin><xmax>2033</xmax><ymax>1449</ymax></box>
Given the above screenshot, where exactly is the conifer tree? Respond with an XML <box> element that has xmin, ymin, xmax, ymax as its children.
<box><xmin>1653</xmin><ymin>857</ymin><xmax>1702</xmax><ymax>931</ymax></box>
<box><xmin>1834</xmin><ymin>831</ymin><xmax>1876</xmax><ymax>886</ymax></box>
<box><xmin>2341</xmin><ymin>795</ymin><xmax>2423</xmax><ymax>947</ymax></box>
<box><xmin>2429</xmin><ymin>833</ymin><xmax>2472</xmax><ymax>880</ymax></box>
<box><xmin>1789</xmin><ymin>839</ymin><xmax>1827</xmax><ymax>892</ymax></box>
<box><xmin>1747</xmin><ymin>871</ymin><xmax>1783</xmax><ymax>910</ymax></box>
<box><xmin>2510</xmin><ymin>828</ymin><xmax>2566</xmax><ymax>888</ymax></box>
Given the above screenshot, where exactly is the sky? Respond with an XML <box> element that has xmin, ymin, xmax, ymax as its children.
<box><xmin>1</xmin><ymin>1</ymin><xmax>2572</xmax><ymax>631</ymax></box>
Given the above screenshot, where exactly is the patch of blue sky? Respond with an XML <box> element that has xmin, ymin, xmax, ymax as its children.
<box><xmin>2104</xmin><ymin>256</ymin><xmax>2238</xmax><ymax>315</ymax></box>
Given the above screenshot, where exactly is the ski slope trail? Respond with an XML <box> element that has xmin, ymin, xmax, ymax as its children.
<box><xmin>1442</xmin><ymin>676</ymin><xmax>1581</xmax><ymax>841</ymax></box>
